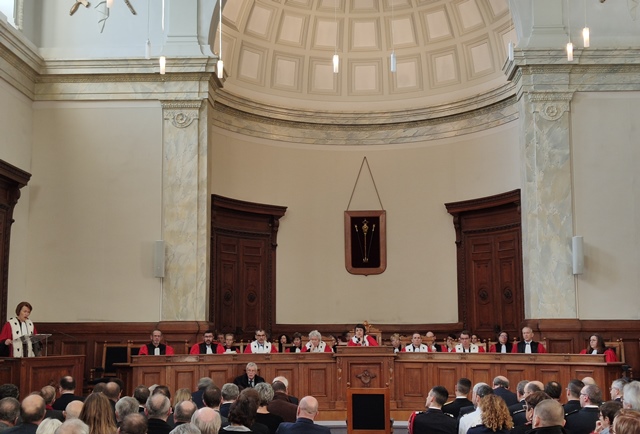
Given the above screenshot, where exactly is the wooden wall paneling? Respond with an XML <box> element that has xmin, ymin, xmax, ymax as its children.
<box><xmin>537</xmin><ymin>366</ymin><xmax>568</xmax><ymax>391</ymax></box>
<box><xmin>430</xmin><ymin>362</ymin><xmax>459</xmax><ymax>397</ymax></box>
<box><xmin>395</xmin><ymin>362</ymin><xmax>427</xmax><ymax>410</ymax></box>
<box><xmin>16</xmin><ymin>355</ymin><xmax>84</xmax><ymax>398</ymax></box>
<box><xmin>137</xmin><ymin>366</ymin><xmax>165</xmax><ymax>389</ymax></box>
<box><xmin>464</xmin><ymin>363</ymin><xmax>492</xmax><ymax>386</ymax></box>
<box><xmin>201</xmin><ymin>363</ymin><xmax>235</xmax><ymax>389</ymax></box>
<box><xmin>169</xmin><ymin>364</ymin><xmax>199</xmax><ymax>391</ymax></box>
<box><xmin>502</xmin><ymin>364</ymin><xmax>534</xmax><ymax>390</ymax></box>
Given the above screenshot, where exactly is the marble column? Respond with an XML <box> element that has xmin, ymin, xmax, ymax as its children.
<box><xmin>161</xmin><ymin>100</ymin><xmax>210</xmax><ymax>320</ymax></box>
<box><xmin>513</xmin><ymin>72</ymin><xmax>577</xmax><ymax>318</ymax></box>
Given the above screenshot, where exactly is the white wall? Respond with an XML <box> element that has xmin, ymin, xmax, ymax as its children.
<box><xmin>572</xmin><ymin>92</ymin><xmax>640</xmax><ymax>320</ymax></box>
<box><xmin>0</xmin><ymin>78</ymin><xmax>33</xmax><ymax>313</ymax></box>
<box><xmin>26</xmin><ymin>101</ymin><xmax>164</xmax><ymax>322</ymax></box>
<box><xmin>211</xmin><ymin>123</ymin><xmax>521</xmax><ymax>325</ymax></box>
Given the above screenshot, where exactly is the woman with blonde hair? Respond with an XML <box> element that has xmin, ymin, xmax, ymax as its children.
<box><xmin>613</xmin><ymin>409</ymin><xmax>640</xmax><ymax>434</ymax></box>
<box><xmin>173</xmin><ymin>388</ymin><xmax>192</xmax><ymax>407</ymax></box>
<box><xmin>467</xmin><ymin>394</ymin><xmax>514</xmax><ymax>434</ymax></box>
<box><xmin>79</xmin><ymin>393</ymin><xmax>117</xmax><ymax>434</ymax></box>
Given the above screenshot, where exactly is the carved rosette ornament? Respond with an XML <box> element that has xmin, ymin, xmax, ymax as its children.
<box><xmin>161</xmin><ymin>101</ymin><xmax>202</xmax><ymax>129</ymax></box>
<box><xmin>530</xmin><ymin>92</ymin><xmax>573</xmax><ymax>122</ymax></box>
<box><xmin>355</xmin><ymin>369</ymin><xmax>377</xmax><ymax>387</ymax></box>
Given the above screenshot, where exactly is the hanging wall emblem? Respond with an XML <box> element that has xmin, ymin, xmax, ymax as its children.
<box><xmin>345</xmin><ymin>157</ymin><xmax>387</xmax><ymax>276</ymax></box>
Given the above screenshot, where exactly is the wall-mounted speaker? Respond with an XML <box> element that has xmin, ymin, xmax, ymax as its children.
<box><xmin>154</xmin><ymin>240</ymin><xmax>165</xmax><ymax>278</ymax></box>
<box><xmin>572</xmin><ymin>236</ymin><xmax>584</xmax><ymax>275</ymax></box>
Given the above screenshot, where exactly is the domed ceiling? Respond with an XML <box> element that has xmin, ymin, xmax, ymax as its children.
<box><xmin>213</xmin><ymin>0</ymin><xmax>516</xmax><ymax>112</ymax></box>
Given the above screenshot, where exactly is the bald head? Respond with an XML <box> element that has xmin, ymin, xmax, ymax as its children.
<box><xmin>64</xmin><ymin>401</ymin><xmax>84</xmax><ymax>420</ymax></box>
<box><xmin>493</xmin><ymin>376</ymin><xmax>510</xmax><ymax>389</ymax></box>
<box><xmin>532</xmin><ymin>399</ymin><xmax>565</xmax><ymax>428</ymax></box>
<box><xmin>582</xmin><ymin>377</ymin><xmax>596</xmax><ymax>386</ymax></box>
<box><xmin>525</xmin><ymin>381</ymin><xmax>544</xmax><ymax>395</ymax></box>
<box><xmin>174</xmin><ymin>400</ymin><xmax>197</xmax><ymax>424</ymax></box>
<box><xmin>297</xmin><ymin>396</ymin><xmax>319</xmax><ymax>420</ymax></box>
<box><xmin>21</xmin><ymin>394</ymin><xmax>46</xmax><ymax>424</ymax></box>
<box><xmin>191</xmin><ymin>407</ymin><xmax>222</xmax><ymax>434</ymax></box>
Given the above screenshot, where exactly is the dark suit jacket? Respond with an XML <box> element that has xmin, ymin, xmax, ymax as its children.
<box><xmin>147</xmin><ymin>418</ymin><xmax>173</xmax><ymax>434</ymax></box>
<box><xmin>564</xmin><ymin>407</ymin><xmax>599</xmax><ymax>434</ymax></box>
<box><xmin>412</xmin><ymin>408</ymin><xmax>457</xmax><ymax>434</ymax></box>
<box><xmin>276</xmin><ymin>418</ymin><xmax>331</xmax><ymax>434</ymax></box>
<box><xmin>459</xmin><ymin>405</ymin><xmax>475</xmax><ymax>418</ymax></box>
<box><xmin>267</xmin><ymin>393</ymin><xmax>298</xmax><ymax>423</ymax></box>
<box><xmin>442</xmin><ymin>397</ymin><xmax>473</xmax><ymax>418</ymax></box>
<box><xmin>493</xmin><ymin>387</ymin><xmax>518</xmax><ymax>406</ymax></box>
<box><xmin>3</xmin><ymin>423</ymin><xmax>38</xmax><ymax>434</ymax></box>
<box><xmin>192</xmin><ymin>388</ymin><xmax>206</xmax><ymax>409</ymax></box>
<box><xmin>52</xmin><ymin>394</ymin><xmax>85</xmax><ymax>411</ymax></box>
<box><xmin>233</xmin><ymin>373</ymin><xmax>266</xmax><ymax>390</ymax></box>
<box><xmin>45</xmin><ymin>408</ymin><xmax>65</xmax><ymax>422</ymax></box>
<box><xmin>563</xmin><ymin>400</ymin><xmax>581</xmax><ymax>416</ymax></box>
<box><xmin>220</xmin><ymin>402</ymin><xmax>232</xmax><ymax>418</ymax></box>
<box><xmin>509</xmin><ymin>400</ymin><xmax>526</xmax><ymax>416</ymax></box>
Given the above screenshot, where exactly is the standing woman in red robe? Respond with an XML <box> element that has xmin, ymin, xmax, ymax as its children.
<box><xmin>0</xmin><ymin>301</ymin><xmax>38</xmax><ymax>357</ymax></box>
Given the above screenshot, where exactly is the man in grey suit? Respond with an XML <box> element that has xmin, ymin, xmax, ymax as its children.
<box><xmin>275</xmin><ymin>396</ymin><xmax>330</xmax><ymax>434</ymax></box>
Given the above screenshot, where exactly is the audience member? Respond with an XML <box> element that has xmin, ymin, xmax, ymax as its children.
<box><xmin>610</xmin><ymin>379</ymin><xmax>628</xmax><ymax>402</ymax></box>
<box><xmin>169</xmin><ymin>424</ymin><xmax>199</xmax><ymax>434</ymax></box>
<box><xmin>222</xmin><ymin>393</ymin><xmax>257</xmax><ymax>432</ymax></box>
<box><xmin>202</xmin><ymin>387</ymin><xmax>227</xmax><ymax>425</ymax></box>
<box><xmin>117</xmin><ymin>414</ymin><xmax>146</xmax><ymax>434</ymax></box>
<box><xmin>132</xmin><ymin>386</ymin><xmax>149</xmax><ymax>414</ymax></box>
<box><xmin>254</xmin><ymin>384</ymin><xmax>282</xmax><ymax>434</ymax></box>
<box><xmin>565</xmin><ymin>384</ymin><xmax>602</xmax><ymax>434</ymax></box>
<box><xmin>410</xmin><ymin>386</ymin><xmax>456</xmax><ymax>434</ymax></box>
<box><xmin>0</xmin><ymin>398</ymin><xmax>20</xmax><ymax>432</ymax></box>
<box><xmin>78</xmin><ymin>393</ymin><xmax>117</xmax><ymax>434</ymax></box>
<box><xmin>442</xmin><ymin>378</ymin><xmax>472</xmax><ymax>418</ymax></box>
<box><xmin>266</xmin><ymin>382</ymin><xmax>296</xmax><ymax>424</ymax></box>
<box><xmin>274</xmin><ymin>396</ymin><xmax>329</xmax><ymax>434</ymax></box>
<box><xmin>564</xmin><ymin>379</ymin><xmax>585</xmax><ymax>415</ymax></box>
<box><xmin>544</xmin><ymin>382</ymin><xmax>562</xmax><ymax>401</ymax></box>
<box><xmin>53</xmin><ymin>378</ymin><xmax>84</xmax><ymax>412</ymax></box>
<box><xmin>63</xmin><ymin>402</ymin><xmax>83</xmax><ymax>421</ymax></box>
<box><xmin>508</xmin><ymin>380</ymin><xmax>529</xmax><ymax>416</ymax></box>
<box><xmin>612</xmin><ymin>409</ymin><xmax>640</xmax><ymax>434</ymax></box>
<box><xmin>529</xmin><ymin>400</ymin><xmax>566</xmax><ymax>434</ymax></box>
<box><xmin>510</xmin><ymin>391</ymin><xmax>552</xmax><ymax>434</ymax></box>
<box><xmin>467</xmin><ymin>395</ymin><xmax>513</xmax><ymax>434</ymax></box>
<box><xmin>54</xmin><ymin>420</ymin><xmax>89</xmax><ymax>434</ymax></box>
<box><xmin>39</xmin><ymin>388</ymin><xmax>64</xmax><ymax>423</ymax></box>
<box><xmin>594</xmin><ymin>401</ymin><xmax>623</xmax><ymax>434</ymax></box>
<box><xmin>492</xmin><ymin>376</ymin><xmax>518</xmax><ymax>406</ymax></box>
<box><xmin>0</xmin><ymin>386</ymin><xmax>19</xmax><ymax>401</ymax></box>
<box><xmin>219</xmin><ymin>385</ymin><xmax>239</xmax><ymax>419</ymax></box>
<box><xmin>6</xmin><ymin>394</ymin><xmax>47</xmax><ymax>434</ymax></box>
<box><xmin>36</xmin><ymin>419</ymin><xmax>62</xmax><ymax>434</ymax></box>
<box><xmin>233</xmin><ymin>363</ymin><xmax>265</xmax><ymax>390</ymax></box>
<box><xmin>192</xmin><ymin>379</ymin><xmax>214</xmax><ymax>409</ymax></box>
<box><xmin>458</xmin><ymin>383</ymin><xmax>493</xmax><ymax>434</ymax></box>
<box><xmin>191</xmin><ymin>408</ymin><xmax>221</xmax><ymax>434</ymax></box>
<box><xmin>270</xmin><ymin>379</ymin><xmax>297</xmax><ymax>406</ymax></box>
<box><xmin>173</xmin><ymin>401</ymin><xmax>197</xmax><ymax>427</ymax></box>
<box><xmin>114</xmin><ymin>398</ymin><xmax>138</xmax><ymax>427</ymax></box>
<box><xmin>145</xmin><ymin>394</ymin><xmax>173</xmax><ymax>434</ymax></box>
<box><xmin>623</xmin><ymin>381</ymin><xmax>640</xmax><ymax>411</ymax></box>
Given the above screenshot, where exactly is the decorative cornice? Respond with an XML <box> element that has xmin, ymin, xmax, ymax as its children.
<box><xmin>161</xmin><ymin>101</ymin><xmax>203</xmax><ymax>110</ymax></box>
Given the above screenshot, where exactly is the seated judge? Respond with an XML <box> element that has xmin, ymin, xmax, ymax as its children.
<box><xmin>579</xmin><ymin>334</ymin><xmax>618</xmax><ymax>362</ymax></box>
<box><xmin>223</xmin><ymin>333</ymin><xmax>241</xmax><ymax>353</ymax></box>
<box><xmin>512</xmin><ymin>327</ymin><xmax>547</xmax><ymax>354</ymax></box>
<box><xmin>0</xmin><ymin>301</ymin><xmax>38</xmax><ymax>358</ymax></box>
<box><xmin>301</xmin><ymin>330</ymin><xmax>333</xmax><ymax>353</ymax></box>
<box><xmin>424</xmin><ymin>331</ymin><xmax>444</xmax><ymax>352</ymax></box>
<box><xmin>489</xmin><ymin>331</ymin><xmax>511</xmax><ymax>353</ymax></box>
<box><xmin>244</xmin><ymin>329</ymin><xmax>278</xmax><ymax>354</ymax></box>
<box><xmin>138</xmin><ymin>329</ymin><xmax>175</xmax><ymax>356</ymax></box>
<box><xmin>454</xmin><ymin>330</ymin><xmax>485</xmax><ymax>353</ymax></box>
<box><xmin>403</xmin><ymin>333</ymin><xmax>429</xmax><ymax>352</ymax></box>
<box><xmin>233</xmin><ymin>362</ymin><xmax>265</xmax><ymax>390</ymax></box>
<box><xmin>287</xmin><ymin>333</ymin><xmax>303</xmax><ymax>353</ymax></box>
<box><xmin>347</xmin><ymin>323</ymin><xmax>379</xmax><ymax>346</ymax></box>
<box><xmin>190</xmin><ymin>329</ymin><xmax>224</xmax><ymax>355</ymax></box>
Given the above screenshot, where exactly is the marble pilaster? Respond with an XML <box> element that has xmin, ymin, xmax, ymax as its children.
<box><xmin>161</xmin><ymin>100</ymin><xmax>210</xmax><ymax>320</ymax></box>
<box><xmin>517</xmin><ymin>90</ymin><xmax>577</xmax><ymax>318</ymax></box>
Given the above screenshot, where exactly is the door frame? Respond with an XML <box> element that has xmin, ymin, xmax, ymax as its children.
<box><xmin>445</xmin><ymin>189</ymin><xmax>523</xmax><ymax>336</ymax></box>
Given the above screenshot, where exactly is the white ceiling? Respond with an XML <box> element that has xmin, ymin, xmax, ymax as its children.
<box><xmin>213</xmin><ymin>0</ymin><xmax>516</xmax><ymax>112</ymax></box>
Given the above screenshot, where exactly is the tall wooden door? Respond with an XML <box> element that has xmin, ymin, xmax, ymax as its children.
<box><xmin>445</xmin><ymin>190</ymin><xmax>523</xmax><ymax>340</ymax></box>
<box><xmin>211</xmin><ymin>195</ymin><xmax>287</xmax><ymax>341</ymax></box>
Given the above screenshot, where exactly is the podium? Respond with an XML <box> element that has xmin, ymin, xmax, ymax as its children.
<box><xmin>15</xmin><ymin>334</ymin><xmax>52</xmax><ymax>357</ymax></box>
<box><xmin>0</xmin><ymin>355</ymin><xmax>84</xmax><ymax>398</ymax></box>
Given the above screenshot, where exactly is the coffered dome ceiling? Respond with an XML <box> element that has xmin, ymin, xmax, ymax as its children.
<box><xmin>213</xmin><ymin>0</ymin><xmax>516</xmax><ymax>113</ymax></box>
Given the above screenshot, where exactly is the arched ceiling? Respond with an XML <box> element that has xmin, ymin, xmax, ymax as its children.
<box><xmin>213</xmin><ymin>0</ymin><xmax>516</xmax><ymax>113</ymax></box>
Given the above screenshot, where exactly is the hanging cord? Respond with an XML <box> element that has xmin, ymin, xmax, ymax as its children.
<box><xmin>346</xmin><ymin>157</ymin><xmax>384</xmax><ymax>211</ymax></box>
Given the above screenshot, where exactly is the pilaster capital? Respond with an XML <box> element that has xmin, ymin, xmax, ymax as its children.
<box><xmin>528</xmin><ymin>92</ymin><xmax>574</xmax><ymax>121</ymax></box>
<box><xmin>161</xmin><ymin>101</ymin><xmax>203</xmax><ymax>128</ymax></box>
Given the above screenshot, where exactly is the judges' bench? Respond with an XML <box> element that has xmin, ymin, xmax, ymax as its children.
<box><xmin>118</xmin><ymin>348</ymin><xmax>622</xmax><ymax>421</ymax></box>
